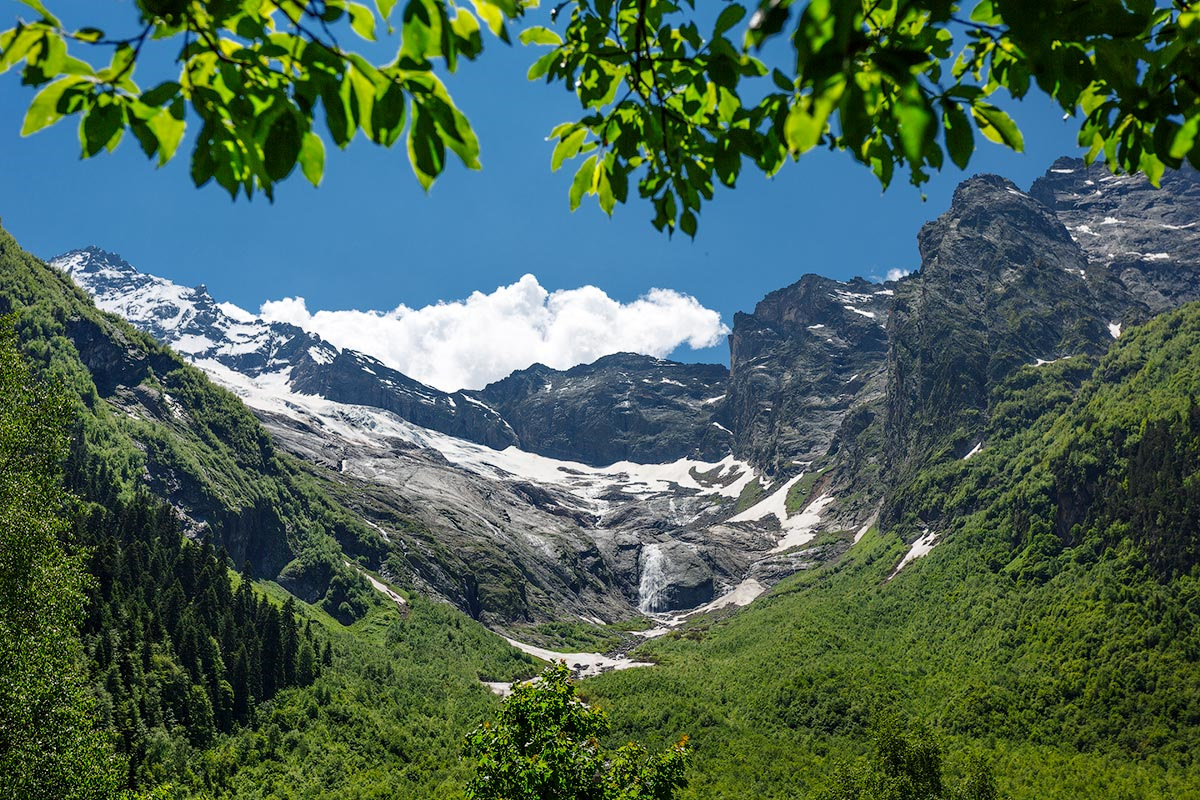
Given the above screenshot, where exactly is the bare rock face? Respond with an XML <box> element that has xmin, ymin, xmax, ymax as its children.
<box><xmin>726</xmin><ymin>275</ymin><xmax>894</xmax><ymax>477</ymax></box>
<box><xmin>473</xmin><ymin>353</ymin><xmax>731</xmax><ymax>467</ymax></box>
<box><xmin>886</xmin><ymin>175</ymin><xmax>1123</xmax><ymax>485</ymax></box>
<box><xmin>881</xmin><ymin>164</ymin><xmax>1200</xmax><ymax>527</ymax></box>
<box><xmin>1030</xmin><ymin>158</ymin><xmax>1200</xmax><ymax>313</ymax></box>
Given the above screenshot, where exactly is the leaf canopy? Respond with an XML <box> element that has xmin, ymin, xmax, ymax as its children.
<box><xmin>3</xmin><ymin>0</ymin><xmax>1199</xmax><ymax>231</ymax></box>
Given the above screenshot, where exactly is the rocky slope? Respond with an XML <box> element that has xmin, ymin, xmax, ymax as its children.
<box><xmin>56</xmin><ymin>248</ymin><xmax>733</xmax><ymax>465</ymax></box>
<box><xmin>1030</xmin><ymin>157</ymin><xmax>1200</xmax><ymax>313</ymax></box>
<box><xmin>475</xmin><ymin>353</ymin><xmax>731</xmax><ymax>465</ymax></box>
<box><xmin>726</xmin><ymin>275</ymin><xmax>894</xmax><ymax>476</ymax></box>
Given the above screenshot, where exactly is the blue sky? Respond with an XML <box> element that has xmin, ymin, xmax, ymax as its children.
<box><xmin>0</xmin><ymin>2</ymin><xmax>1085</xmax><ymax>378</ymax></box>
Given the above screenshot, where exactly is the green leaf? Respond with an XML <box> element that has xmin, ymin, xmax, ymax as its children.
<box><xmin>519</xmin><ymin>26</ymin><xmax>562</xmax><ymax>46</ymax></box>
<box><xmin>320</xmin><ymin>79</ymin><xmax>354</xmax><ymax>147</ymax></box>
<box><xmin>141</xmin><ymin>81</ymin><xmax>181</xmax><ymax>107</ymax></box>
<box><xmin>596</xmin><ymin>161</ymin><xmax>614</xmax><ymax>215</ymax></box>
<box><xmin>347</xmin><ymin>3</ymin><xmax>378</xmax><ymax>40</ymax></box>
<box><xmin>18</xmin><ymin>0</ymin><xmax>61</xmax><ymax>27</ymax></box>
<box><xmin>942</xmin><ymin>102</ymin><xmax>973</xmax><ymax>170</ymax></box>
<box><xmin>1169</xmin><ymin>114</ymin><xmax>1200</xmax><ymax>160</ymax></box>
<box><xmin>377</xmin><ymin>0</ymin><xmax>398</xmax><ymax>21</ymax></box>
<box><xmin>264</xmin><ymin>111</ymin><xmax>303</xmax><ymax>182</ymax></box>
<box><xmin>400</xmin><ymin>0</ymin><xmax>439</xmax><ymax>62</ymax></box>
<box><xmin>527</xmin><ymin>50</ymin><xmax>558</xmax><ymax>81</ymax></box>
<box><xmin>551</xmin><ymin>127</ymin><xmax>586</xmax><ymax>171</ymax></box>
<box><xmin>714</xmin><ymin>139</ymin><xmax>740</xmax><ymax>186</ymax></box>
<box><xmin>0</xmin><ymin>26</ymin><xmax>39</xmax><ymax>74</ymax></box>
<box><xmin>80</xmin><ymin>100</ymin><xmax>123</xmax><ymax>157</ymax></box>
<box><xmin>72</xmin><ymin>27</ymin><xmax>103</xmax><ymax>44</ymax></box>
<box><xmin>569</xmin><ymin>154</ymin><xmax>597</xmax><ymax>211</ymax></box>
<box><xmin>145</xmin><ymin>101</ymin><xmax>186</xmax><ymax>165</ymax></box>
<box><xmin>299</xmin><ymin>131</ymin><xmax>325</xmax><ymax>186</ymax></box>
<box><xmin>784</xmin><ymin>99</ymin><xmax>829</xmax><ymax>154</ymax></box>
<box><xmin>371</xmin><ymin>82</ymin><xmax>407</xmax><ymax>146</ymax></box>
<box><xmin>21</xmin><ymin>75</ymin><xmax>83</xmax><ymax>135</ymax></box>
<box><xmin>680</xmin><ymin>209</ymin><xmax>697</xmax><ymax>238</ymax></box>
<box><xmin>714</xmin><ymin>5</ymin><xmax>746</xmax><ymax>36</ymax></box>
<box><xmin>971</xmin><ymin>102</ymin><xmax>1024</xmax><ymax>150</ymax></box>
<box><xmin>422</xmin><ymin>93</ymin><xmax>480</xmax><ymax>169</ymax></box>
<box><xmin>896</xmin><ymin>90</ymin><xmax>932</xmax><ymax>164</ymax></box>
<box><xmin>407</xmin><ymin>103</ymin><xmax>444</xmax><ymax>189</ymax></box>
<box><xmin>450</xmin><ymin>9</ymin><xmax>483</xmax><ymax>57</ymax></box>
<box><xmin>471</xmin><ymin>0</ymin><xmax>505</xmax><ymax>36</ymax></box>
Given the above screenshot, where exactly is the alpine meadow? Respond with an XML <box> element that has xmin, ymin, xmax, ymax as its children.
<box><xmin>3</xmin><ymin>2</ymin><xmax>1200</xmax><ymax>800</ymax></box>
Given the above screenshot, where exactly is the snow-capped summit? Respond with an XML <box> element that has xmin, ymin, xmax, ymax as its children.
<box><xmin>51</xmin><ymin>248</ymin><xmax>737</xmax><ymax>465</ymax></box>
<box><xmin>56</xmin><ymin>246</ymin><xmax>304</xmax><ymax>376</ymax></box>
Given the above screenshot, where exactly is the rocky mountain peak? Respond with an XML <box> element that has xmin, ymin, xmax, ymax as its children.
<box><xmin>919</xmin><ymin>173</ymin><xmax>1085</xmax><ymax>279</ymax></box>
<box><xmin>474</xmin><ymin>351</ymin><xmax>731</xmax><ymax>466</ymax></box>
<box><xmin>725</xmin><ymin>272</ymin><xmax>894</xmax><ymax>476</ymax></box>
<box><xmin>1029</xmin><ymin>157</ymin><xmax>1200</xmax><ymax>312</ymax></box>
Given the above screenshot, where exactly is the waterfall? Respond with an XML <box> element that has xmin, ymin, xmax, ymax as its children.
<box><xmin>637</xmin><ymin>544</ymin><xmax>669</xmax><ymax>613</ymax></box>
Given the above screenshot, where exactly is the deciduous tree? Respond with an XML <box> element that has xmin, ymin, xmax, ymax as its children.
<box><xmin>465</xmin><ymin>661</ymin><xmax>689</xmax><ymax>800</ymax></box>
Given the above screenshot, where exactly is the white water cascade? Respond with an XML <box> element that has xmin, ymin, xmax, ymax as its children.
<box><xmin>637</xmin><ymin>543</ymin><xmax>670</xmax><ymax>613</ymax></box>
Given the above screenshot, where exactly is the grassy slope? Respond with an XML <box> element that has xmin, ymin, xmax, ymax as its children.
<box><xmin>585</xmin><ymin>305</ymin><xmax>1200</xmax><ymax>799</ymax></box>
<box><xmin>0</xmin><ymin>223</ymin><xmax>390</xmax><ymax>604</ymax></box>
<box><xmin>178</xmin><ymin>586</ymin><xmax>536</xmax><ymax>799</ymax></box>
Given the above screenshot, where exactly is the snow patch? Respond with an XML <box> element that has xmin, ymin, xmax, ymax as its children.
<box><xmin>701</xmin><ymin>394</ymin><xmax>726</xmax><ymax>405</ymax></box>
<box><xmin>306</xmin><ymin>346</ymin><xmax>336</xmax><ymax>365</ymax></box>
<box><xmin>1108</xmin><ymin>322</ymin><xmax>1122</xmax><ymax>339</ymax></box>
<box><xmin>358</xmin><ymin>568</ymin><xmax>407</xmax><ymax>611</ymax></box>
<box><xmin>690</xmin><ymin>578</ymin><xmax>765</xmax><ymax>615</ymax></box>
<box><xmin>769</xmin><ymin>494</ymin><xmax>834</xmax><ymax>553</ymax></box>
<box><xmin>503</xmin><ymin>637</ymin><xmax>653</xmax><ymax>678</ymax></box>
<box><xmin>1050</xmin><ymin>168</ymin><xmax>1075</xmax><ymax>174</ymax></box>
<box><xmin>1100</xmin><ymin>216</ymin><xmax>1122</xmax><ymax>225</ymax></box>
<box><xmin>728</xmin><ymin>477</ymin><xmax>834</xmax><ymax>553</ymax></box>
<box><xmin>1144</xmin><ymin>252</ymin><xmax>1170</xmax><ymax>261</ymax></box>
<box><xmin>889</xmin><ymin>529</ymin><xmax>939</xmax><ymax>579</ymax></box>
<box><xmin>172</xmin><ymin>334</ymin><xmax>217</xmax><ymax>354</ymax></box>
<box><xmin>843</xmin><ymin>305</ymin><xmax>877</xmax><ymax>319</ymax></box>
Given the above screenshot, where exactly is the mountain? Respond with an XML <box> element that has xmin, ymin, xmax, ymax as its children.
<box><xmin>48</xmin><ymin>159</ymin><xmax>1200</xmax><ymax>632</ymax></box>
<box><xmin>54</xmin><ymin>247</ymin><xmax>522</xmax><ymax>449</ymax></box>
<box><xmin>1030</xmin><ymin>156</ymin><xmax>1200</xmax><ymax>312</ymax></box>
<box><xmin>53</xmin><ymin>248</ymin><xmax>894</xmax><ymax>623</ymax></box>
<box><xmin>55</xmin><ymin>247</ymin><xmax>733</xmax><ymax>466</ymax></box>
<box><xmin>584</xmin><ymin>170</ymin><xmax>1200</xmax><ymax>799</ymax></box>
<box><xmin>8</xmin><ymin>156</ymin><xmax>1200</xmax><ymax>799</ymax></box>
<box><xmin>475</xmin><ymin>353</ymin><xmax>732</xmax><ymax>465</ymax></box>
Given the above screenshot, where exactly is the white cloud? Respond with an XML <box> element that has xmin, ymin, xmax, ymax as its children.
<box><xmin>259</xmin><ymin>274</ymin><xmax>729</xmax><ymax>392</ymax></box>
<box><xmin>885</xmin><ymin>268</ymin><xmax>912</xmax><ymax>282</ymax></box>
